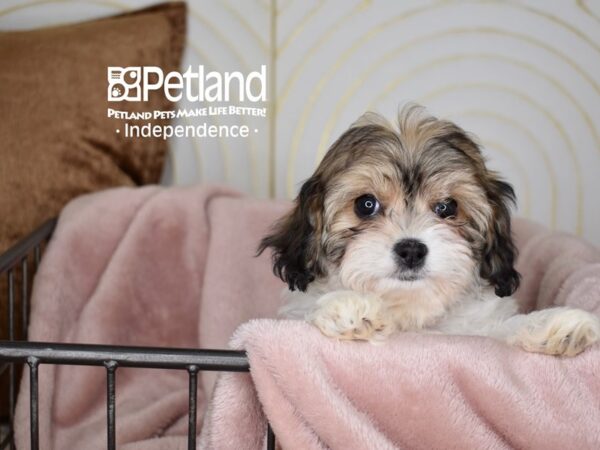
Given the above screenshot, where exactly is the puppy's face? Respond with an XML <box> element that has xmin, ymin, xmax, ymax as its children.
<box><xmin>260</xmin><ymin>106</ymin><xmax>520</xmax><ymax>306</ymax></box>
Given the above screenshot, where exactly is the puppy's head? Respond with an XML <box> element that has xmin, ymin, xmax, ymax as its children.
<box><xmin>259</xmin><ymin>105</ymin><xmax>520</xmax><ymax>303</ymax></box>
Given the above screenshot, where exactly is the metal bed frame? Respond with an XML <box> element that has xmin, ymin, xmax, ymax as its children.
<box><xmin>0</xmin><ymin>219</ymin><xmax>276</xmax><ymax>450</ymax></box>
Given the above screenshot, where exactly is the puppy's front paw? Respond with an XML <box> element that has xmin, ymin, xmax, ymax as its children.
<box><xmin>307</xmin><ymin>291</ymin><xmax>394</xmax><ymax>342</ymax></box>
<box><xmin>508</xmin><ymin>308</ymin><xmax>600</xmax><ymax>356</ymax></box>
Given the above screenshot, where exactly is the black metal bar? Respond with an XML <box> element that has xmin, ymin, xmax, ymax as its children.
<box><xmin>7</xmin><ymin>271</ymin><xmax>15</xmax><ymax>450</ymax></box>
<box><xmin>187</xmin><ymin>365</ymin><xmax>198</xmax><ymax>450</ymax></box>
<box><xmin>28</xmin><ymin>357</ymin><xmax>39</xmax><ymax>450</ymax></box>
<box><xmin>0</xmin><ymin>219</ymin><xmax>283</xmax><ymax>449</ymax></box>
<box><xmin>105</xmin><ymin>361</ymin><xmax>117</xmax><ymax>450</ymax></box>
<box><xmin>267</xmin><ymin>423</ymin><xmax>275</xmax><ymax>450</ymax></box>
<box><xmin>8</xmin><ymin>270</ymin><xmax>14</xmax><ymax>340</ymax></box>
<box><xmin>33</xmin><ymin>245</ymin><xmax>41</xmax><ymax>271</ymax></box>
<box><xmin>21</xmin><ymin>257</ymin><xmax>28</xmax><ymax>340</ymax></box>
<box><xmin>0</xmin><ymin>430</ymin><xmax>13</xmax><ymax>450</ymax></box>
<box><xmin>0</xmin><ymin>342</ymin><xmax>280</xmax><ymax>449</ymax></box>
<box><xmin>0</xmin><ymin>219</ymin><xmax>56</xmax><ymax>274</ymax></box>
<box><xmin>0</xmin><ymin>341</ymin><xmax>249</xmax><ymax>371</ymax></box>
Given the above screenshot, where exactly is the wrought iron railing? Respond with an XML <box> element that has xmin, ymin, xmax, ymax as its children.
<box><xmin>0</xmin><ymin>219</ymin><xmax>275</xmax><ymax>450</ymax></box>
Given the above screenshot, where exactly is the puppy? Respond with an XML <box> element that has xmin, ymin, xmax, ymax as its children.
<box><xmin>259</xmin><ymin>105</ymin><xmax>600</xmax><ymax>356</ymax></box>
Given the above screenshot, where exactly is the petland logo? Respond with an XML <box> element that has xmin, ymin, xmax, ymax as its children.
<box><xmin>107</xmin><ymin>65</ymin><xmax>267</xmax><ymax>102</ymax></box>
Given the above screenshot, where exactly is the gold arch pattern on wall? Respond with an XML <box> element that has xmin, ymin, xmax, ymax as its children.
<box><xmin>304</xmin><ymin>24</ymin><xmax>596</xmax><ymax>233</ymax></box>
<box><xmin>314</xmin><ymin>29</ymin><xmax>600</xmax><ymax>160</ymax></box>
<box><xmin>276</xmin><ymin>0</ymin><xmax>599</xmax><ymax>244</ymax></box>
<box><xmin>284</xmin><ymin>11</ymin><xmax>599</xmax><ymax>186</ymax></box>
<box><xmin>577</xmin><ymin>0</ymin><xmax>600</xmax><ymax>23</ymax></box>
<box><xmin>309</xmin><ymin>54</ymin><xmax>587</xmax><ymax>233</ymax></box>
<box><xmin>185</xmin><ymin>3</ymin><xmax>264</xmax><ymax>193</ymax></box>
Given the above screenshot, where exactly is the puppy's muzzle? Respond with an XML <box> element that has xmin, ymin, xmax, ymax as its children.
<box><xmin>393</xmin><ymin>239</ymin><xmax>428</xmax><ymax>270</ymax></box>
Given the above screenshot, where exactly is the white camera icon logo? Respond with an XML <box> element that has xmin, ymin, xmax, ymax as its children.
<box><xmin>107</xmin><ymin>67</ymin><xmax>142</xmax><ymax>101</ymax></box>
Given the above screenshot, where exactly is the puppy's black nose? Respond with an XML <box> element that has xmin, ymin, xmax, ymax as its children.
<box><xmin>393</xmin><ymin>239</ymin><xmax>428</xmax><ymax>269</ymax></box>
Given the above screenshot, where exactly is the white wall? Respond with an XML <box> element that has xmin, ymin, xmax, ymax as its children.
<box><xmin>2</xmin><ymin>0</ymin><xmax>600</xmax><ymax>245</ymax></box>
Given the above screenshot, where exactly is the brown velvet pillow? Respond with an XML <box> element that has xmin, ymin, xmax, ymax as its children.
<box><xmin>0</xmin><ymin>2</ymin><xmax>186</xmax><ymax>253</ymax></box>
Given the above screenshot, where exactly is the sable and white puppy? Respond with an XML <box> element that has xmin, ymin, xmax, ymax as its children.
<box><xmin>259</xmin><ymin>105</ymin><xmax>600</xmax><ymax>356</ymax></box>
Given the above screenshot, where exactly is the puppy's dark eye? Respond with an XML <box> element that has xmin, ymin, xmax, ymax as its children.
<box><xmin>355</xmin><ymin>194</ymin><xmax>380</xmax><ymax>218</ymax></box>
<box><xmin>433</xmin><ymin>199</ymin><xmax>457</xmax><ymax>219</ymax></box>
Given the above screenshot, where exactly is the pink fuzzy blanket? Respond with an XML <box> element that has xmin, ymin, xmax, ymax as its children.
<box><xmin>14</xmin><ymin>185</ymin><xmax>600</xmax><ymax>449</ymax></box>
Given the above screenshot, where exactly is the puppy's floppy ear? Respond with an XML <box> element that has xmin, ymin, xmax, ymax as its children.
<box><xmin>480</xmin><ymin>175</ymin><xmax>521</xmax><ymax>297</ymax></box>
<box><xmin>257</xmin><ymin>176</ymin><xmax>325</xmax><ymax>291</ymax></box>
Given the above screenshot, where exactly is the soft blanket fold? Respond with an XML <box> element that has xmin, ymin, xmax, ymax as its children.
<box><xmin>14</xmin><ymin>185</ymin><xmax>600</xmax><ymax>449</ymax></box>
<box><xmin>203</xmin><ymin>320</ymin><xmax>600</xmax><ymax>450</ymax></box>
